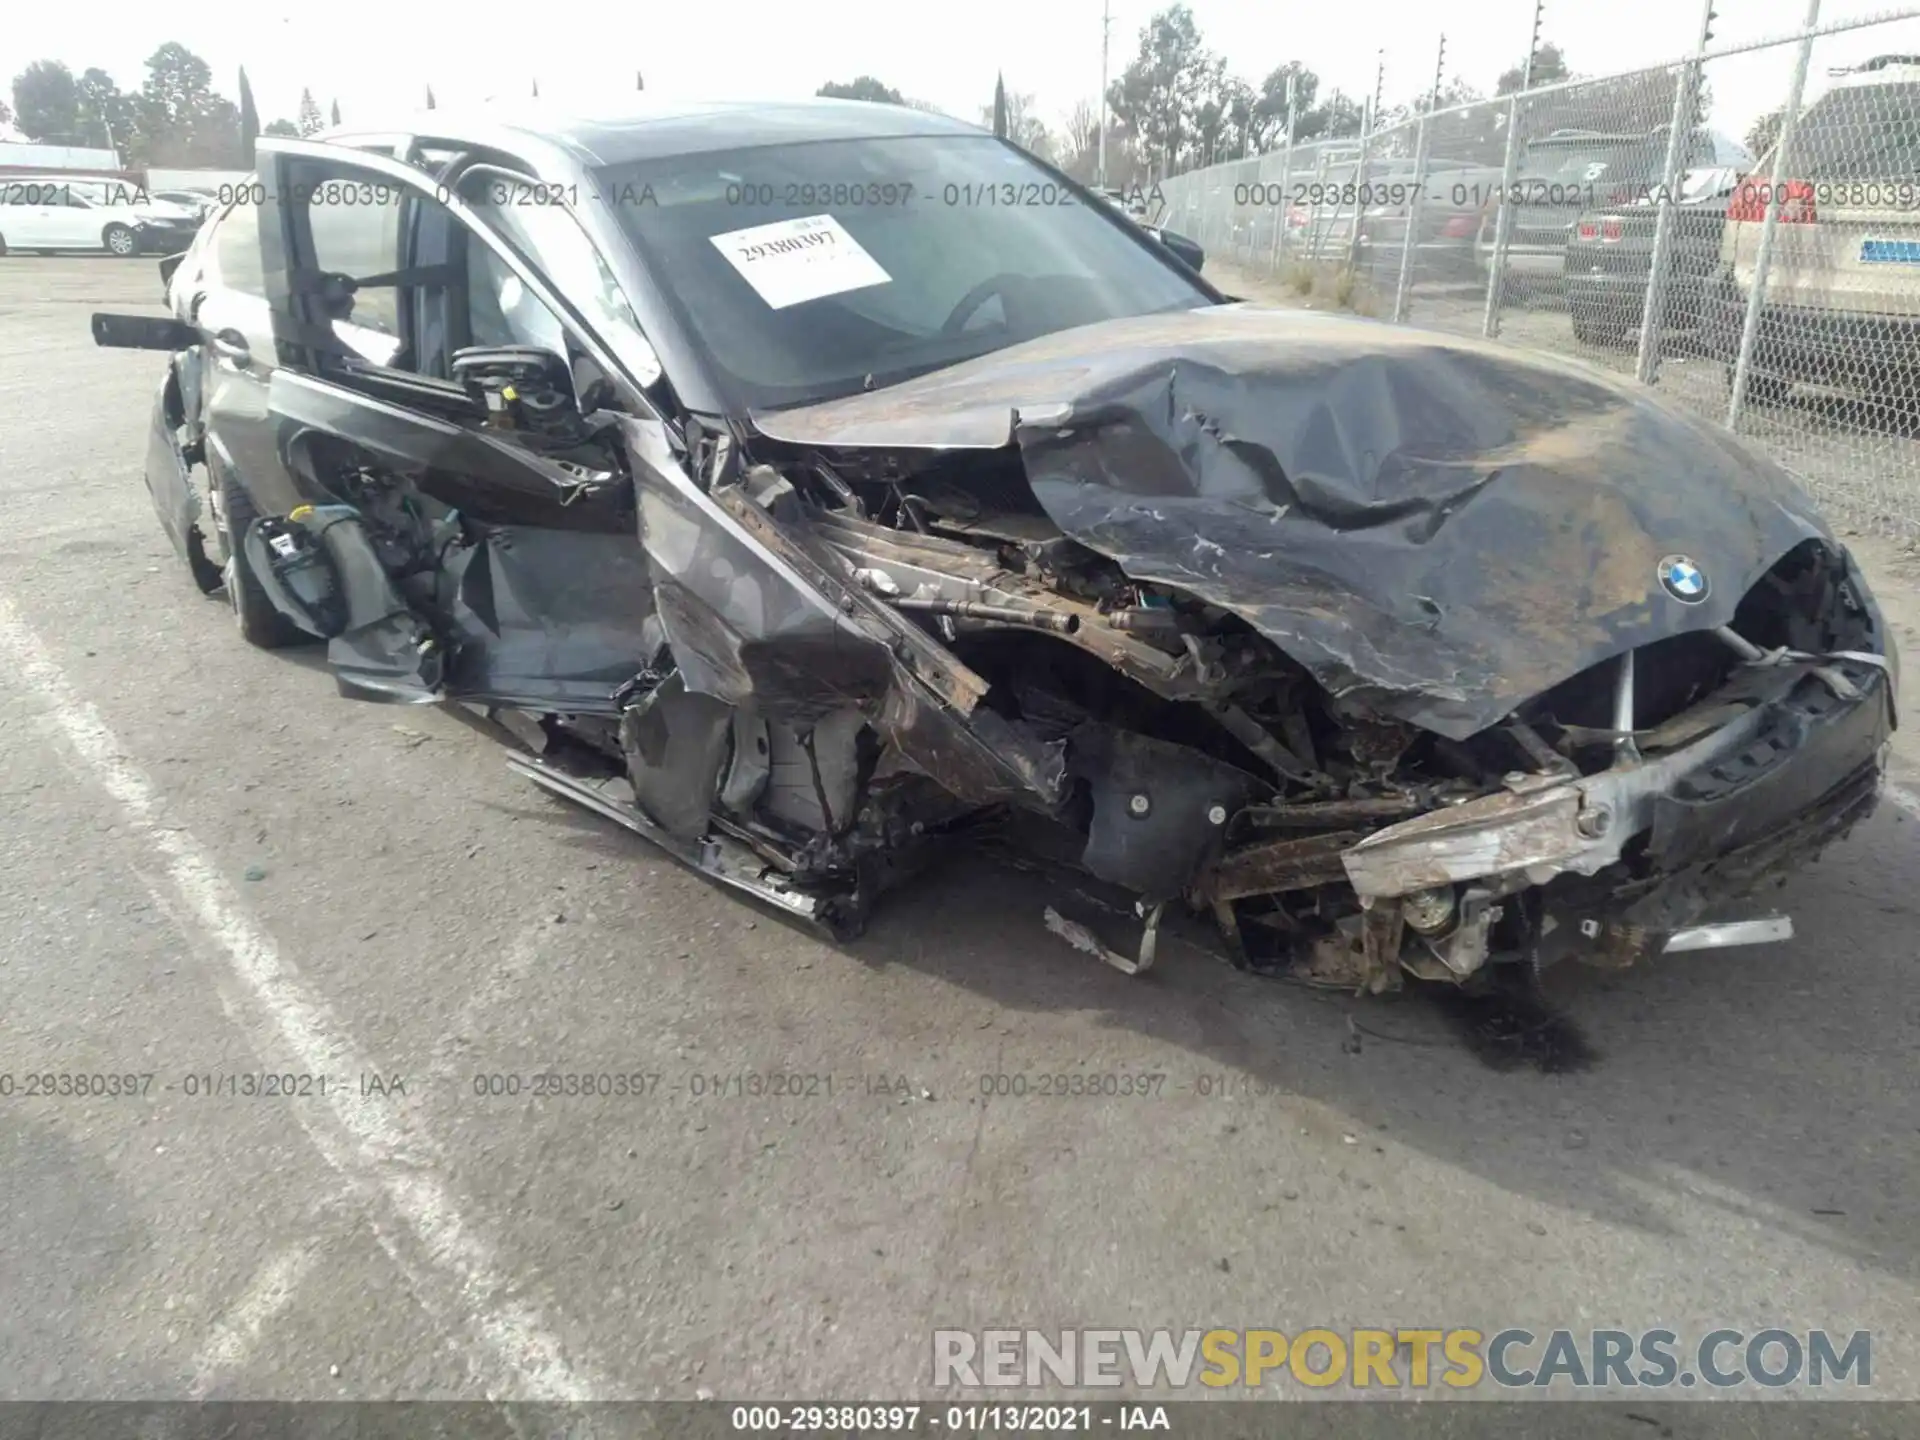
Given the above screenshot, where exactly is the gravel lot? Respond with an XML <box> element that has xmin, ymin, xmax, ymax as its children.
<box><xmin>3</xmin><ymin>255</ymin><xmax>1919</xmax><ymax>1426</ymax></box>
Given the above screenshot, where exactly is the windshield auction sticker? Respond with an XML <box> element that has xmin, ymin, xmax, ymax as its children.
<box><xmin>710</xmin><ymin>213</ymin><xmax>891</xmax><ymax>310</ymax></box>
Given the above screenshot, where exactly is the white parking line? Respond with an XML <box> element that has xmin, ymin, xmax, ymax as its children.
<box><xmin>0</xmin><ymin>593</ymin><xmax>603</xmax><ymax>1402</ymax></box>
<box><xmin>188</xmin><ymin>1241</ymin><xmax>322</xmax><ymax>1397</ymax></box>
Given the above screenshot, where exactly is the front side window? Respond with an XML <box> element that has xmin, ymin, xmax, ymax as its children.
<box><xmin>1784</xmin><ymin>82</ymin><xmax>1920</xmax><ymax>179</ymax></box>
<box><xmin>594</xmin><ymin>134</ymin><xmax>1211</xmax><ymax>410</ymax></box>
<box><xmin>286</xmin><ymin>163</ymin><xmax>406</xmax><ymax>362</ymax></box>
<box><xmin>464</xmin><ymin>232</ymin><xmax>567</xmax><ymax>354</ymax></box>
<box><xmin>459</xmin><ymin>176</ymin><xmax>659</xmax><ymax>385</ymax></box>
<box><xmin>209</xmin><ymin>198</ymin><xmax>265</xmax><ymax>296</ymax></box>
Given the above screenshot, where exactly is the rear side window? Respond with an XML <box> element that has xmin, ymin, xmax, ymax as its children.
<box><xmin>210</xmin><ymin>200</ymin><xmax>265</xmax><ymax>296</ymax></box>
<box><xmin>1786</xmin><ymin>82</ymin><xmax>1920</xmax><ymax>179</ymax></box>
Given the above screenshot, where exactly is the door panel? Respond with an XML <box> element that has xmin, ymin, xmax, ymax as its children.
<box><xmin>196</xmin><ymin>287</ymin><xmax>295</xmax><ymax>517</ymax></box>
<box><xmin>262</xmin><ymin>369</ymin><xmax>657</xmax><ymax>709</ymax></box>
<box><xmin>244</xmin><ymin>141</ymin><xmax>666</xmax><ymax>709</ymax></box>
<box><xmin>11</xmin><ymin>199</ymin><xmax>59</xmax><ymax>247</ymax></box>
<box><xmin>55</xmin><ymin>197</ymin><xmax>99</xmax><ymax>248</ymax></box>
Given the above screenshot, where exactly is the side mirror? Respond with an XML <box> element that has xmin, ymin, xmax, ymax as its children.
<box><xmin>450</xmin><ymin>344</ymin><xmax>581</xmax><ymax>435</ymax></box>
<box><xmin>91</xmin><ymin>312</ymin><xmax>197</xmax><ymax>351</ymax></box>
<box><xmin>1154</xmin><ymin>227</ymin><xmax>1207</xmax><ymax>275</ymax></box>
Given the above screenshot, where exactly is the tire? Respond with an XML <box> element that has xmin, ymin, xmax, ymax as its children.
<box><xmin>214</xmin><ymin>464</ymin><xmax>306</xmax><ymax>649</ymax></box>
<box><xmin>103</xmin><ymin>224</ymin><xmax>137</xmax><ymax>257</ymax></box>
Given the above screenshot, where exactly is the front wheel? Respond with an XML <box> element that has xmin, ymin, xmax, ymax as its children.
<box><xmin>103</xmin><ymin>224</ymin><xmax>137</xmax><ymax>257</ymax></box>
<box><xmin>214</xmin><ymin>464</ymin><xmax>307</xmax><ymax>649</ymax></box>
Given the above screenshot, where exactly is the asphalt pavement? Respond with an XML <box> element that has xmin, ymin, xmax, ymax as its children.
<box><xmin>2</xmin><ymin>256</ymin><xmax>1918</xmax><ymax>1424</ymax></box>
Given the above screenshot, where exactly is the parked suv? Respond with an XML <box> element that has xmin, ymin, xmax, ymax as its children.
<box><xmin>0</xmin><ymin>176</ymin><xmax>203</xmax><ymax>256</ymax></box>
<box><xmin>1478</xmin><ymin>127</ymin><xmax>1750</xmax><ymax>294</ymax></box>
<box><xmin>1563</xmin><ymin>162</ymin><xmax>1744</xmax><ymax>347</ymax></box>
<box><xmin>1704</xmin><ymin>55</ymin><xmax>1920</xmax><ymax>407</ymax></box>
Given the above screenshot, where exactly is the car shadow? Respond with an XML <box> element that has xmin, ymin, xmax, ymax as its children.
<box><xmin>711</xmin><ymin>801</ymin><xmax>1912</xmax><ymax>1286</ymax></box>
<box><xmin>490</xmin><ymin>721</ymin><xmax>1920</xmax><ymax>1291</ymax></box>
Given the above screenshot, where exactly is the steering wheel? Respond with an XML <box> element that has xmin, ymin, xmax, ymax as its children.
<box><xmin>941</xmin><ymin>273</ymin><xmax>1020</xmax><ymax>337</ymax></box>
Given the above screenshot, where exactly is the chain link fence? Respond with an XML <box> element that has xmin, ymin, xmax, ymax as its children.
<box><xmin>1156</xmin><ymin>7</ymin><xmax>1920</xmax><ymax>542</ymax></box>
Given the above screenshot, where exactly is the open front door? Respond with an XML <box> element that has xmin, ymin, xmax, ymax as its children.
<box><xmin>236</xmin><ymin>139</ymin><xmax>668</xmax><ymax>710</ymax></box>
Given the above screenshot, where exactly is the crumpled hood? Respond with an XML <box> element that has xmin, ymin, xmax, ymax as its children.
<box><xmin>751</xmin><ymin>306</ymin><xmax>1831</xmax><ymax>739</ymax></box>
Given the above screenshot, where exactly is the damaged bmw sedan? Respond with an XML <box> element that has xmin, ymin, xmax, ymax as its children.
<box><xmin>92</xmin><ymin>100</ymin><xmax>1898</xmax><ymax>991</ymax></box>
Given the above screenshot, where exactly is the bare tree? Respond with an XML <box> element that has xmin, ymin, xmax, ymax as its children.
<box><xmin>978</xmin><ymin>88</ymin><xmax>1054</xmax><ymax>159</ymax></box>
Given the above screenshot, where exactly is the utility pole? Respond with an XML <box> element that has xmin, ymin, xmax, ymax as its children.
<box><xmin>1269</xmin><ymin>70</ymin><xmax>1299</xmax><ymax>269</ymax></box>
<box><xmin>1346</xmin><ymin>50</ymin><xmax>1385</xmax><ymax>276</ymax></box>
<box><xmin>1393</xmin><ymin>34</ymin><xmax>1446</xmax><ymax>322</ymax></box>
<box><xmin>1483</xmin><ymin>0</ymin><xmax>1546</xmax><ymax>338</ymax></box>
<box><xmin>1635</xmin><ymin>0</ymin><xmax>1718</xmax><ymax>384</ymax></box>
<box><xmin>1098</xmin><ymin>0</ymin><xmax>1111</xmax><ymax>188</ymax></box>
<box><xmin>1728</xmin><ymin>0</ymin><xmax>1822</xmax><ymax>427</ymax></box>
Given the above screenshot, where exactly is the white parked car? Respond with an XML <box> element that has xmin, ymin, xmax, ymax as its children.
<box><xmin>151</xmin><ymin>188</ymin><xmax>218</xmax><ymax>222</ymax></box>
<box><xmin>0</xmin><ymin>175</ymin><xmax>204</xmax><ymax>257</ymax></box>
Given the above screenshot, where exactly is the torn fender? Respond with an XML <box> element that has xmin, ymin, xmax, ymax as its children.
<box><xmin>752</xmin><ymin>307</ymin><xmax>1831</xmax><ymax>739</ymax></box>
<box><xmin>618</xmin><ymin>417</ymin><xmax>1067</xmax><ymax>809</ymax></box>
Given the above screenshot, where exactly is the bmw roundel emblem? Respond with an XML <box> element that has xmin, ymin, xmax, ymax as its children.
<box><xmin>1657</xmin><ymin>554</ymin><xmax>1709</xmax><ymax>604</ymax></box>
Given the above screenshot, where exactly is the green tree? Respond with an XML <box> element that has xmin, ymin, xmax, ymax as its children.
<box><xmin>1496</xmin><ymin>42</ymin><xmax>1571</xmax><ymax>96</ymax></box>
<box><xmin>1746</xmin><ymin>105</ymin><xmax>1784</xmax><ymax>161</ymax></box>
<box><xmin>1107</xmin><ymin>4</ymin><xmax>1216</xmax><ymax>176</ymax></box>
<box><xmin>11</xmin><ymin>60</ymin><xmax>82</xmax><ymax>143</ymax></box>
<box><xmin>76</xmin><ymin>67</ymin><xmax>136</xmax><ymax>152</ymax></box>
<box><xmin>237</xmin><ymin>67</ymin><xmax>259</xmax><ymax>162</ymax></box>
<box><xmin>134</xmin><ymin>43</ymin><xmax>241</xmax><ymax>166</ymax></box>
<box><xmin>264</xmin><ymin>118</ymin><xmax>300</xmax><ymax>137</ymax></box>
<box><xmin>297</xmin><ymin>87</ymin><xmax>323</xmax><ymax>135</ymax></box>
<box><xmin>1306</xmin><ymin>91</ymin><xmax>1364</xmax><ymax>142</ymax></box>
<box><xmin>1254</xmin><ymin>63</ymin><xmax>1318</xmax><ymax>146</ymax></box>
<box><xmin>817</xmin><ymin>76</ymin><xmax>904</xmax><ymax>104</ymax></box>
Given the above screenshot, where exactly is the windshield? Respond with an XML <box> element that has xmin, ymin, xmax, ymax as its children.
<box><xmin>1786</xmin><ymin>81</ymin><xmax>1920</xmax><ymax>178</ymax></box>
<box><xmin>594</xmin><ymin>134</ymin><xmax>1212</xmax><ymax>410</ymax></box>
<box><xmin>1519</xmin><ymin>139</ymin><xmax>1656</xmax><ymax>186</ymax></box>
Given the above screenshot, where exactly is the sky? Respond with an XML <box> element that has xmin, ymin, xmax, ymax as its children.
<box><xmin>4</xmin><ymin>0</ymin><xmax>1917</xmax><ymax>159</ymax></box>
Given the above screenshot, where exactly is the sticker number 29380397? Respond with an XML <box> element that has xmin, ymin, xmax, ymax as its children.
<box><xmin>709</xmin><ymin>213</ymin><xmax>893</xmax><ymax>309</ymax></box>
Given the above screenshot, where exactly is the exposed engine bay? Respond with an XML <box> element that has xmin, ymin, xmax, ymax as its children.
<box><xmin>231</xmin><ymin>314</ymin><xmax>1898</xmax><ymax>991</ymax></box>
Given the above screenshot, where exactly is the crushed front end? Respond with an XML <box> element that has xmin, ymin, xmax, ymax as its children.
<box><xmin>694</xmin><ymin>310</ymin><xmax>1897</xmax><ymax>984</ymax></box>
<box><xmin>688</xmin><ymin>457</ymin><xmax>1893</xmax><ymax>985</ymax></box>
<box><xmin>234</xmin><ymin>307</ymin><xmax>1895</xmax><ymax>990</ymax></box>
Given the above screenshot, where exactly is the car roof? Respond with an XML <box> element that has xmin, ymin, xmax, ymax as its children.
<box><xmin>1528</xmin><ymin>132</ymin><xmax>1646</xmax><ymax>146</ymax></box>
<box><xmin>328</xmin><ymin>98</ymin><xmax>986</xmax><ymax>168</ymax></box>
<box><xmin>1829</xmin><ymin>54</ymin><xmax>1920</xmax><ymax>88</ymax></box>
